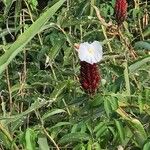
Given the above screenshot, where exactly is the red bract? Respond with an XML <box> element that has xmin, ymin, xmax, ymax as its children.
<box><xmin>79</xmin><ymin>61</ymin><xmax>100</xmax><ymax>94</ymax></box>
<box><xmin>115</xmin><ymin>0</ymin><xmax>128</xmax><ymax>25</ymax></box>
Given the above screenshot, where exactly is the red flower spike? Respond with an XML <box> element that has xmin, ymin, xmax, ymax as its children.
<box><xmin>115</xmin><ymin>0</ymin><xmax>128</xmax><ymax>25</ymax></box>
<box><xmin>80</xmin><ymin>61</ymin><xmax>100</xmax><ymax>94</ymax></box>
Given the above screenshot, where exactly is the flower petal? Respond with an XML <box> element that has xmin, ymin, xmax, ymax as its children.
<box><xmin>92</xmin><ymin>41</ymin><xmax>103</xmax><ymax>62</ymax></box>
<box><xmin>78</xmin><ymin>42</ymin><xmax>90</xmax><ymax>62</ymax></box>
<box><xmin>78</xmin><ymin>41</ymin><xmax>103</xmax><ymax>64</ymax></box>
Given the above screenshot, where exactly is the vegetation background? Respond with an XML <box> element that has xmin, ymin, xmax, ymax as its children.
<box><xmin>0</xmin><ymin>0</ymin><xmax>150</xmax><ymax>149</ymax></box>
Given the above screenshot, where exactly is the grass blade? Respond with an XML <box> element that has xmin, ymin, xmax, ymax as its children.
<box><xmin>0</xmin><ymin>0</ymin><xmax>66</xmax><ymax>74</ymax></box>
<box><xmin>129</xmin><ymin>56</ymin><xmax>150</xmax><ymax>73</ymax></box>
<box><xmin>59</xmin><ymin>133</ymin><xmax>90</xmax><ymax>144</ymax></box>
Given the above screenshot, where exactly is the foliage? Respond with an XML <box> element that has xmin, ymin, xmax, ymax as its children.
<box><xmin>0</xmin><ymin>0</ymin><xmax>150</xmax><ymax>149</ymax></box>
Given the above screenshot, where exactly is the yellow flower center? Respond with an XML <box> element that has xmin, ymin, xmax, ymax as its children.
<box><xmin>88</xmin><ymin>48</ymin><xmax>94</xmax><ymax>55</ymax></box>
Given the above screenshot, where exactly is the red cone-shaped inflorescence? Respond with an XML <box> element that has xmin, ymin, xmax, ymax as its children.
<box><xmin>80</xmin><ymin>61</ymin><xmax>100</xmax><ymax>94</ymax></box>
<box><xmin>115</xmin><ymin>0</ymin><xmax>128</xmax><ymax>25</ymax></box>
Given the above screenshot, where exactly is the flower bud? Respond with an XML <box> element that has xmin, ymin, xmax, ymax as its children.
<box><xmin>115</xmin><ymin>0</ymin><xmax>128</xmax><ymax>25</ymax></box>
<box><xmin>80</xmin><ymin>61</ymin><xmax>100</xmax><ymax>94</ymax></box>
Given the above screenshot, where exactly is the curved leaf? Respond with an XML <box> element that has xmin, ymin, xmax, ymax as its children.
<box><xmin>42</xmin><ymin>109</ymin><xmax>66</xmax><ymax>120</ymax></box>
<box><xmin>134</xmin><ymin>41</ymin><xmax>150</xmax><ymax>50</ymax></box>
<box><xmin>0</xmin><ymin>0</ymin><xmax>66</xmax><ymax>74</ymax></box>
<box><xmin>59</xmin><ymin>133</ymin><xmax>90</xmax><ymax>144</ymax></box>
<box><xmin>129</xmin><ymin>56</ymin><xmax>150</xmax><ymax>73</ymax></box>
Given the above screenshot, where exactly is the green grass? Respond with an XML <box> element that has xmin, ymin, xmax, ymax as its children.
<box><xmin>0</xmin><ymin>0</ymin><xmax>150</xmax><ymax>149</ymax></box>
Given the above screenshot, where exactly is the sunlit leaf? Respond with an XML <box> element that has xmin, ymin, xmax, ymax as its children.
<box><xmin>128</xmin><ymin>118</ymin><xmax>147</xmax><ymax>146</ymax></box>
<box><xmin>143</xmin><ymin>142</ymin><xmax>150</xmax><ymax>150</ymax></box>
<box><xmin>25</xmin><ymin>128</ymin><xmax>36</xmax><ymax>150</ymax></box>
<box><xmin>42</xmin><ymin>109</ymin><xmax>66</xmax><ymax>120</ymax></box>
<box><xmin>104</xmin><ymin>97</ymin><xmax>112</xmax><ymax>117</ymax></box>
<box><xmin>115</xmin><ymin>120</ymin><xmax>125</xmax><ymax>144</ymax></box>
<box><xmin>38</xmin><ymin>136</ymin><xmax>49</xmax><ymax>150</ymax></box>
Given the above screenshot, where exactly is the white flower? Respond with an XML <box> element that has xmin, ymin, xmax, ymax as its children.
<box><xmin>77</xmin><ymin>41</ymin><xmax>103</xmax><ymax>64</ymax></box>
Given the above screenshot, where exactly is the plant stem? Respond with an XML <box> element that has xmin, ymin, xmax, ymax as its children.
<box><xmin>43</xmin><ymin>127</ymin><xmax>60</xmax><ymax>150</ymax></box>
<box><xmin>90</xmin><ymin>0</ymin><xmax>95</xmax><ymax>16</ymax></box>
<box><xmin>101</xmin><ymin>25</ymin><xmax>116</xmax><ymax>64</ymax></box>
<box><xmin>0</xmin><ymin>123</ymin><xmax>19</xmax><ymax>150</ymax></box>
<box><xmin>123</xmin><ymin>61</ymin><xmax>131</xmax><ymax>96</ymax></box>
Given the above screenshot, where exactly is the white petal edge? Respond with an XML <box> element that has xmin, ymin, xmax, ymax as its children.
<box><xmin>78</xmin><ymin>41</ymin><xmax>103</xmax><ymax>64</ymax></box>
<box><xmin>78</xmin><ymin>42</ymin><xmax>90</xmax><ymax>61</ymax></box>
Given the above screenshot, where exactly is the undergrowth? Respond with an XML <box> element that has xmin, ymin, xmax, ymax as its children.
<box><xmin>0</xmin><ymin>0</ymin><xmax>150</xmax><ymax>149</ymax></box>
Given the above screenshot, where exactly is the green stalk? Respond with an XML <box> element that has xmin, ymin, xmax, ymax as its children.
<box><xmin>123</xmin><ymin>61</ymin><xmax>131</xmax><ymax>96</ymax></box>
<box><xmin>0</xmin><ymin>123</ymin><xmax>19</xmax><ymax>150</ymax></box>
<box><xmin>90</xmin><ymin>0</ymin><xmax>95</xmax><ymax>16</ymax></box>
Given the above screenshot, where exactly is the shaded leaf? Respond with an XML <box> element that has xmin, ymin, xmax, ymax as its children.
<box><xmin>143</xmin><ymin>26</ymin><xmax>150</xmax><ymax>37</ymax></box>
<box><xmin>59</xmin><ymin>133</ymin><xmax>90</xmax><ymax>144</ymax></box>
<box><xmin>0</xmin><ymin>0</ymin><xmax>66</xmax><ymax>74</ymax></box>
<box><xmin>0</xmin><ymin>98</ymin><xmax>48</xmax><ymax>123</ymax></box>
<box><xmin>129</xmin><ymin>56</ymin><xmax>150</xmax><ymax>73</ymax></box>
<box><xmin>50</xmin><ymin>80</ymin><xmax>68</xmax><ymax>101</ymax></box>
<box><xmin>134</xmin><ymin>41</ymin><xmax>150</xmax><ymax>50</ymax></box>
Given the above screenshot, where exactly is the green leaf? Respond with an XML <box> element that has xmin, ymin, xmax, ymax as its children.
<box><xmin>131</xmin><ymin>119</ymin><xmax>147</xmax><ymax>138</ymax></box>
<box><xmin>132</xmin><ymin>8</ymin><xmax>141</xmax><ymax>20</ymax></box>
<box><xmin>71</xmin><ymin>124</ymin><xmax>78</xmax><ymax>133</ymax></box>
<box><xmin>63</xmin><ymin>47</ymin><xmax>73</xmax><ymax>66</ymax></box>
<box><xmin>94</xmin><ymin>122</ymin><xmax>107</xmax><ymax>138</ymax></box>
<box><xmin>25</xmin><ymin>128</ymin><xmax>36</xmax><ymax>150</ymax></box>
<box><xmin>11</xmin><ymin>83</ymin><xmax>32</xmax><ymax>93</ymax></box>
<box><xmin>0</xmin><ymin>98</ymin><xmax>48</xmax><ymax>123</ymax></box>
<box><xmin>0</xmin><ymin>131</ymin><xmax>11</xmax><ymax>149</ymax></box>
<box><xmin>50</xmin><ymin>80</ymin><xmax>68</xmax><ymax>101</ymax></box>
<box><xmin>42</xmin><ymin>109</ymin><xmax>66</xmax><ymax>120</ymax></box>
<box><xmin>143</xmin><ymin>26</ymin><xmax>150</xmax><ymax>37</ymax></box>
<box><xmin>3</xmin><ymin>0</ymin><xmax>13</xmax><ymax>20</ymax></box>
<box><xmin>80</xmin><ymin>123</ymin><xmax>87</xmax><ymax>133</ymax></box>
<box><xmin>108</xmin><ymin>64</ymin><xmax>124</xmax><ymax>76</ymax></box>
<box><xmin>134</xmin><ymin>41</ymin><xmax>150</xmax><ymax>50</ymax></box>
<box><xmin>59</xmin><ymin>133</ymin><xmax>90</xmax><ymax>144</ymax></box>
<box><xmin>128</xmin><ymin>118</ymin><xmax>147</xmax><ymax>146</ymax></box>
<box><xmin>95</xmin><ymin>125</ymin><xmax>107</xmax><ymax>138</ymax></box>
<box><xmin>138</xmin><ymin>96</ymin><xmax>143</xmax><ymax>114</ymax></box>
<box><xmin>38</xmin><ymin>136</ymin><xmax>49</xmax><ymax>150</ymax></box>
<box><xmin>109</xmin><ymin>97</ymin><xmax>118</xmax><ymax>110</ymax></box>
<box><xmin>123</xmin><ymin>61</ymin><xmax>131</xmax><ymax>95</ymax></box>
<box><xmin>87</xmin><ymin>140</ymin><xmax>92</xmax><ymax>150</ymax></box>
<box><xmin>0</xmin><ymin>0</ymin><xmax>66</xmax><ymax>74</ymax></box>
<box><xmin>129</xmin><ymin>56</ymin><xmax>150</xmax><ymax>73</ymax></box>
<box><xmin>50</xmin><ymin>122</ymin><xmax>71</xmax><ymax>130</ymax></box>
<box><xmin>93</xmin><ymin>142</ymin><xmax>101</xmax><ymax>150</ymax></box>
<box><xmin>115</xmin><ymin>120</ymin><xmax>125</xmax><ymax>144</ymax></box>
<box><xmin>143</xmin><ymin>142</ymin><xmax>150</xmax><ymax>150</ymax></box>
<box><xmin>29</xmin><ymin>0</ymin><xmax>38</xmax><ymax>8</ymax></box>
<box><xmin>48</xmin><ymin>38</ymin><xmax>65</xmax><ymax>60</ymax></box>
<box><xmin>94</xmin><ymin>122</ymin><xmax>105</xmax><ymax>133</ymax></box>
<box><xmin>104</xmin><ymin>97</ymin><xmax>112</xmax><ymax>117</ymax></box>
<box><xmin>90</xmin><ymin>94</ymin><xmax>104</xmax><ymax>107</ymax></box>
